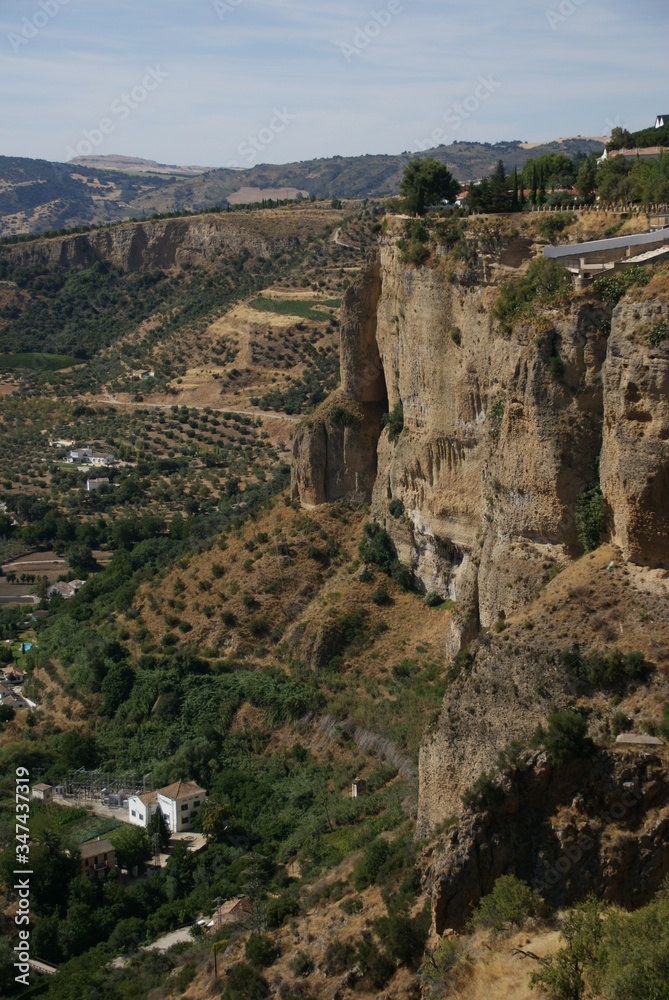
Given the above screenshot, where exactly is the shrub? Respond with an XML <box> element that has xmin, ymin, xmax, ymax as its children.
<box><xmin>537</xmin><ymin>213</ymin><xmax>574</xmax><ymax>242</ymax></box>
<box><xmin>291</xmin><ymin>952</ymin><xmax>313</xmax><ymax>977</ymax></box>
<box><xmin>424</xmin><ymin>591</ymin><xmax>444</xmax><ymax>608</ymax></box>
<box><xmin>222</xmin><ymin>962</ymin><xmax>269</xmax><ymax>1000</ymax></box>
<box><xmin>611</xmin><ymin>711</ymin><xmax>632</xmax><ymax>736</ymax></box>
<box><xmin>373</xmin><ymin>909</ymin><xmax>430</xmax><ymax>969</ymax></box>
<box><xmin>462</xmin><ymin>769</ymin><xmax>504</xmax><ymax>809</ymax></box>
<box><xmin>561</xmin><ymin>646</ymin><xmax>650</xmax><ymax>691</ymax></box>
<box><xmin>245</xmin><ymin>935</ymin><xmax>278</xmax><ymax>968</ymax></box>
<box><xmin>648</xmin><ymin>320</ymin><xmax>668</xmax><ymax>348</ymax></box>
<box><xmin>388</xmin><ymin>498</ymin><xmax>404</xmax><ymax>519</ymax></box>
<box><xmin>381</xmin><ymin>401</ymin><xmax>404</xmax><ymax>442</ymax></box>
<box><xmin>392</xmin><ymin>658</ymin><xmax>418</xmax><ymax>682</ymax></box>
<box><xmin>267</xmin><ymin>896</ymin><xmax>299</xmax><ymax>928</ymax></box>
<box><xmin>359</xmin><ymin>522</ymin><xmax>396</xmax><ymax>573</ymax></box>
<box><xmin>372</xmin><ymin>585</ymin><xmax>391</xmax><ymax>606</ymax></box>
<box><xmin>548</xmin><ymin>355</ymin><xmax>565</xmax><ymax>379</ymax></box>
<box><xmin>495</xmin><ymin>257</ymin><xmax>572</xmax><ymax>329</ymax></box>
<box><xmin>249</xmin><ymin>616</ymin><xmax>271</xmax><ymax>637</ymax></box>
<box><xmin>359</xmin><ymin>522</ymin><xmax>413</xmax><ymax>591</ymax></box>
<box><xmin>340</xmin><ymin>895</ymin><xmax>363</xmax><ymax>915</ymax></box>
<box><xmin>353</xmin><ymin>838</ymin><xmax>390</xmax><ymax>890</ymax></box>
<box><xmin>575</xmin><ymin>481</ymin><xmax>608</xmax><ymax>553</ymax></box>
<box><xmin>471</xmin><ymin>874</ymin><xmax>545</xmax><ymax>932</ymax></box>
<box><xmin>323</xmin><ymin>939</ymin><xmax>356</xmax><ymax>977</ymax></box>
<box><xmin>356</xmin><ymin>935</ymin><xmax>395</xmax><ymax>988</ymax></box>
<box><xmin>535</xmin><ymin>709</ymin><xmax>589</xmax><ymax>765</ymax></box>
<box><xmin>329</xmin><ymin>404</ymin><xmax>356</xmax><ymax>427</ymax></box>
<box><xmin>450</xmin><ymin>326</ymin><xmax>461</xmax><ymax>346</ymax></box>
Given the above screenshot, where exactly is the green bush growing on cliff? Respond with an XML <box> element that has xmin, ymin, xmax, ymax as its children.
<box><xmin>648</xmin><ymin>320</ymin><xmax>667</xmax><ymax>348</ymax></box>
<box><xmin>471</xmin><ymin>875</ymin><xmax>545</xmax><ymax>932</ymax></box>
<box><xmin>575</xmin><ymin>481</ymin><xmax>608</xmax><ymax>553</ymax></box>
<box><xmin>537</xmin><ymin>213</ymin><xmax>575</xmax><ymax>242</ymax></box>
<box><xmin>561</xmin><ymin>646</ymin><xmax>650</xmax><ymax>691</ymax></box>
<box><xmin>461</xmin><ymin>769</ymin><xmax>504</xmax><ymax>810</ymax></box>
<box><xmin>328</xmin><ymin>404</ymin><xmax>356</xmax><ymax>427</ymax></box>
<box><xmin>381</xmin><ymin>401</ymin><xmax>404</xmax><ymax>442</ymax></box>
<box><xmin>494</xmin><ymin>257</ymin><xmax>573</xmax><ymax>331</ymax></box>
<box><xmin>532</xmin><ymin>891</ymin><xmax>669</xmax><ymax>1000</ymax></box>
<box><xmin>359</xmin><ymin>522</ymin><xmax>414</xmax><ymax>591</ymax></box>
<box><xmin>534</xmin><ymin>709</ymin><xmax>589</xmax><ymax>765</ymax></box>
<box><xmin>591</xmin><ymin>265</ymin><xmax>649</xmax><ymax>305</ymax></box>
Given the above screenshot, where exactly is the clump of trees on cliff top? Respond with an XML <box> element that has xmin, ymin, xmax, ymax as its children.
<box><xmin>399</xmin><ymin>159</ymin><xmax>459</xmax><ymax>216</ymax></box>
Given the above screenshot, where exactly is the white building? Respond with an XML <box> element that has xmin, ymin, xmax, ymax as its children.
<box><xmin>127</xmin><ymin>780</ymin><xmax>206</xmax><ymax>833</ymax></box>
<box><xmin>69</xmin><ymin>448</ymin><xmax>92</xmax><ymax>463</ymax></box>
<box><xmin>86</xmin><ymin>478</ymin><xmax>110</xmax><ymax>492</ymax></box>
<box><xmin>32</xmin><ymin>783</ymin><xmax>54</xmax><ymax>804</ymax></box>
<box><xmin>128</xmin><ymin>790</ymin><xmax>159</xmax><ymax>827</ymax></box>
<box><xmin>655</xmin><ymin>114</ymin><xmax>668</xmax><ymax>129</ymax></box>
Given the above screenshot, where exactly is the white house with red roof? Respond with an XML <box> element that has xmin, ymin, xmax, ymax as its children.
<box><xmin>127</xmin><ymin>780</ymin><xmax>206</xmax><ymax>833</ymax></box>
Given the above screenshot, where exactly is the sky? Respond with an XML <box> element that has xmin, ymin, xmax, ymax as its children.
<box><xmin>0</xmin><ymin>0</ymin><xmax>667</xmax><ymax>168</ymax></box>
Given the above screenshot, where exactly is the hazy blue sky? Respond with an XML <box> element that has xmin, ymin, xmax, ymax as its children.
<box><xmin>1</xmin><ymin>0</ymin><xmax>667</xmax><ymax>166</ymax></box>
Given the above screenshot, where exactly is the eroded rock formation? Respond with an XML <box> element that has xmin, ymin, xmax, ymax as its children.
<box><xmin>291</xmin><ymin>224</ymin><xmax>669</xmax><ymax>845</ymax></box>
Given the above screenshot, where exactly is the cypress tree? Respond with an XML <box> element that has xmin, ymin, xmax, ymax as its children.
<box><xmin>531</xmin><ymin>163</ymin><xmax>538</xmax><ymax>206</ymax></box>
<box><xmin>511</xmin><ymin>167</ymin><xmax>519</xmax><ymax>211</ymax></box>
<box><xmin>539</xmin><ymin>165</ymin><xmax>547</xmax><ymax>206</ymax></box>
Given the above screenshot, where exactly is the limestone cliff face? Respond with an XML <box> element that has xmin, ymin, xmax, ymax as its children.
<box><xmin>0</xmin><ymin>211</ymin><xmax>324</xmax><ymax>274</ymax></box>
<box><xmin>421</xmin><ymin>748</ymin><xmax>669</xmax><ymax>932</ymax></box>
<box><xmin>291</xmin><ymin>230</ymin><xmax>669</xmax><ymax>837</ymax></box>
<box><xmin>601</xmin><ymin>298</ymin><xmax>669</xmax><ymax>566</ymax></box>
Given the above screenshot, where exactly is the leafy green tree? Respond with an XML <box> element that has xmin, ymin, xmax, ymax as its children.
<box><xmin>575</xmin><ymin>481</ymin><xmax>608</xmax><ymax>553</ymax></box>
<box><xmin>531</xmin><ymin>898</ymin><xmax>606</xmax><ymax>1000</ymax></box>
<box><xmin>100</xmin><ymin>661</ymin><xmax>135</xmax><ymax>715</ymax></box>
<box><xmin>536</xmin><ymin>709</ymin><xmax>589</xmax><ymax>765</ymax></box>
<box><xmin>112</xmin><ymin>826</ymin><xmax>151</xmax><ymax>872</ymax></box>
<box><xmin>148</xmin><ymin>808</ymin><xmax>171</xmax><ymax>851</ymax></box>
<box><xmin>399</xmin><ymin>159</ymin><xmax>459</xmax><ymax>216</ymax></box>
<box><xmin>373</xmin><ymin>909</ymin><xmax>430</xmax><ymax>968</ymax></box>
<box><xmin>576</xmin><ymin>155</ymin><xmax>598</xmax><ymax>201</ymax></box>
<box><xmin>165</xmin><ymin>840</ymin><xmax>194</xmax><ymax>900</ymax></box>
<box><xmin>471</xmin><ymin>875</ymin><xmax>545</xmax><ymax>932</ymax></box>
<box><xmin>245</xmin><ymin>934</ymin><xmax>278</xmax><ymax>968</ymax></box>
<box><xmin>222</xmin><ymin>962</ymin><xmax>269</xmax><ymax>1000</ymax></box>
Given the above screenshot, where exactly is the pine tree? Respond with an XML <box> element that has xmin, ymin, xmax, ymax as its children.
<box><xmin>539</xmin><ymin>165</ymin><xmax>547</xmax><ymax>206</ymax></box>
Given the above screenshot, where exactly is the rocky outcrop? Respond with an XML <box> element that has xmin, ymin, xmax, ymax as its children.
<box><xmin>420</xmin><ymin>748</ymin><xmax>669</xmax><ymax>932</ymax></box>
<box><xmin>290</xmin><ymin>397</ymin><xmax>385</xmax><ymax>507</ymax></box>
<box><xmin>601</xmin><ymin>298</ymin><xmax>669</xmax><ymax>567</ymax></box>
<box><xmin>0</xmin><ymin>211</ymin><xmax>327</xmax><ymax>274</ymax></box>
<box><xmin>290</xmin><ymin>224</ymin><xmax>669</xmax><ymax>840</ymax></box>
<box><xmin>290</xmin><ymin>260</ymin><xmax>386</xmax><ymax>506</ymax></box>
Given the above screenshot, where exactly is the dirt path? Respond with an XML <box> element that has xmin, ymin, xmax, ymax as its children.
<box><xmin>96</xmin><ymin>394</ymin><xmax>301</xmax><ymax>423</ymax></box>
<box><xmin>331</xmin><ymin>227</ymin><xmax>359</xmax><ymax>250</ymax></box>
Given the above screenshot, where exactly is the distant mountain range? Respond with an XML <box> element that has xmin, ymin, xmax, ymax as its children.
<box><xmin>0</xmin><ymin>137</ymin><xmax>606</xmax><ymax>237</ymax></box>
<box><xmin>69</xmin><ymin>154</ymin><xmax>215</xmax><ymax>177</ymax></box>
